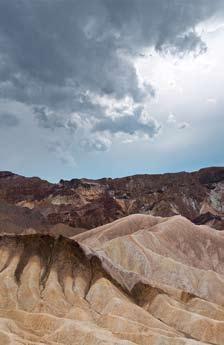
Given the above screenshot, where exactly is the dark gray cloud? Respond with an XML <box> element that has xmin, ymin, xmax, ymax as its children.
<box><xmin>0</xmin><ymin>0</ymin><xmax>223</xmax><ymax>148</ymax></box>
<box><xmin>0</xmin><ymin>113</ymin><xmax>20</xmax><ymax>128</ymax></box>
<box><xmin>158</xmin><ymin>31</ymin><xmax>207</xmax><ymax>57</ymax></box>
<box><xmin>93</xmin><ymin>113</ymin><xmax>160</xmax><ymax>138</ymax></box>
<box><xmin>33</xmin><ymin>106</ymin><xmax>79</xmax><ymax>133</ymax></box>
<box><xmin>33</xmin><ymin>106</ymin><xmax>65</xmax><ymax>130</ymax></box>
<box><xmin>0</xmin><ymin>1</ymin><xmax>221</xmax><ymax>102</ymax></box>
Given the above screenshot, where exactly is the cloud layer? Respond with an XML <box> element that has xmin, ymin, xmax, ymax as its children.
<box><xmin>0</xmin><ymin>0</ymin><xmax>223</xmax><ymax>173</ymax></box>
<box><xmin>0</xmin><ymin>113</ymin><xmax>20</xmax><ymax>128</ymax></box>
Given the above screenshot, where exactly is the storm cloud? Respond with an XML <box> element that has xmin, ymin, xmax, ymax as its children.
<box><xmin>0</xmin><ymin>1</ymin><xmax>222</xmax><ymax>113</ymax></box>
<box><xmin>93</xmin><ymin>113</ymin><xmax>160</xmax><ymax>138</ymax></box>
<box><xmin>0</xmin><ymin>0</ymin><xmax>223</xmax><ymax>176</ymax></box>
<box><xmin>0</xmin><ymin>113</ymin><xmax>20</xmax><ymax>128</ymax></box>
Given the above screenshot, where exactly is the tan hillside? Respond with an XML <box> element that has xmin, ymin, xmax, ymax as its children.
<box><xmin>0</xmin><ymin>214</ymin><xmax>223</xmax><ymax>344</ymax></box>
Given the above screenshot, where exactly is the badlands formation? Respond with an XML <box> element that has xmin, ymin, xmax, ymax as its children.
<box><xmin>0</xmin><ymin>167</ymin><xmax>223</xmax><ymax>230</ymax></box>
<box><xmin>0</xmin><ymin>214</ymin><xmax>224</xmax><ymax>344</ymax></box>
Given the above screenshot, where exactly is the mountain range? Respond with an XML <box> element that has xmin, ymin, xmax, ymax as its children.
<box><xmin>0</xmin><ymin>167</ymin><xmax>223</xmax><ymax>232</ymax></box>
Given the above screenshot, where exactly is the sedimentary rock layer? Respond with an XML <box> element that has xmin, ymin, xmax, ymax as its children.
<box><xmin>0</xmin><ymin>167</ymin><xmax>224</xmax><ymax>229</ymax></box>
<box><xmin>0</xmin><ymin>214</ymin><xmax>223</xmax><ymax>344</ymax></box>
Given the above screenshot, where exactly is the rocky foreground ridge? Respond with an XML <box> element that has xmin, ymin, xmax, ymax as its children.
<box><xmin>0</xmin><ymin>214</ymin><xmax>224</xmax><ymax>345</ymax></box>
<box><xmin>0</xmin><ymin>167</ymin><xmax>224</xmax><ymax>230</ymax></box>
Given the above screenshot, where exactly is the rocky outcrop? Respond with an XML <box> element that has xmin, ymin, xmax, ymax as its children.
<box><xmin>0</xmin><ymin>200</ymin><xmax>86</xmax><ymax>237</ymax></box>
<box><xmin>0</xmin><ymin>214</ymin><xmax>224</xmax><ymax>344</ymax></box>
<box><xmin>0</xmin><ymin>200</ymin><xmax>49</xmax><ymax>235</ymax></box>
<box><xmin>0</xmin><ymin>167</ymin><xmax>224</xmax><ymax>229</ymax></box>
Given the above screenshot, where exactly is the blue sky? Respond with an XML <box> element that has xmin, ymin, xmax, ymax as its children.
<box><xmin>0</xmin><ymin>1</ymin><xmax>224</xmax><ymax>182</ymax></box>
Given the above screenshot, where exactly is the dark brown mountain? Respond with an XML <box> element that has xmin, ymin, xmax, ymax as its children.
<box><xmin>0</xmin><ymin>200</ymin><xmax>49</xmax><ymax>235</ymax></box>
<box><xmin>0</xmin><ymin>200</ymin><xmax>86</xmax><ymax>237</ymax></box>
<box><xmin>0</xmin><ymin>167</ymin><xmax>223</xmax><ymax>230</ymax></box>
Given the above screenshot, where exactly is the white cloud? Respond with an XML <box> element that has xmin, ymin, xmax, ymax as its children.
<box><xmin>167</xmin><ymin>113</ymin><xmax>177</xmax><ymax>124</ymax></box>
<box><xmin>207</xmin><ymin>98</ymin><xmax>217</xmax><ymax>104</ymax></box>
<box><xmin>80</xmin><ymin>135</ymin><xmax>111</xmax><ymax>152</ymax></box>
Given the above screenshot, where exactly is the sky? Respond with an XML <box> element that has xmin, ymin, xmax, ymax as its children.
<box><xmin>0</xmin><ymin>0</ymin><xmax>224</xmax><ymax>182</ymax></box>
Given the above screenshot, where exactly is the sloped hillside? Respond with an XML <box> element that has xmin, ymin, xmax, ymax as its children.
<box><xmin>0</xmin><ymin>214</ymin><xmax>224</xmax><ymax>345</ymax></box>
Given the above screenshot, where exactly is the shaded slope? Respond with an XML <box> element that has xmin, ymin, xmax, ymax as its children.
<box><xmin>0</xmin><ymin>200</ymin><xmax>49</xmax><ymax>235</ymax></box>
<box><xmin>0</xmin><ymin>200</ymin><xmax>87</xmax><ymax>238</ymax></box>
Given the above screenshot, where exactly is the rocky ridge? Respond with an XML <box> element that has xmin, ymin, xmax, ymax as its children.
<box><xmin>0</xmin><ymin>167</ymin><xmax>224</xmax><ymax>230</ymax></box>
